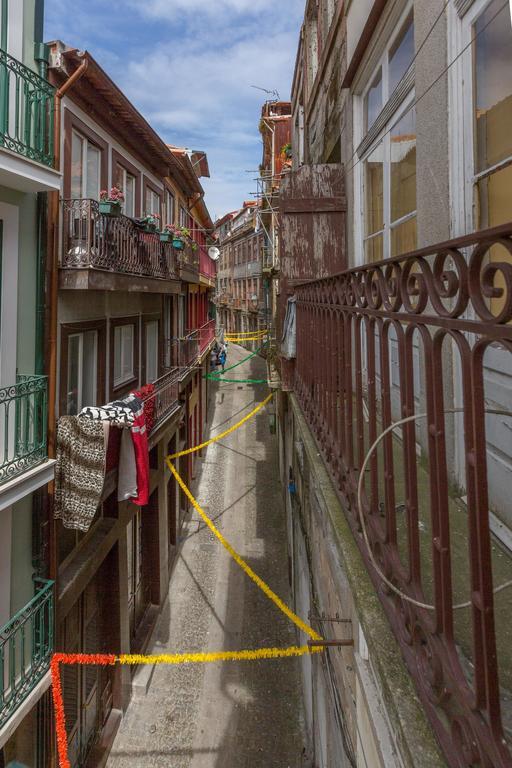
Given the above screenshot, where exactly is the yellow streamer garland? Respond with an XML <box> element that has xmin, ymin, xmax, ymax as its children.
<box><xmin>166</xmin><ymin>458</ymin><xmax>322</xmax><ymax>642</ymax></box>
<box><xmin>167</xmin><ymin>393</ymin><xmax>274</xmax><ymax>460</ymax></box>
<box><xmin>118</xmin><ymin>646</ymin><xmax>323</xmax><ymax>666</ymax></box>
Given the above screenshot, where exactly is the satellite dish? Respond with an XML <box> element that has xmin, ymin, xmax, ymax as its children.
<box><xmin>208</xmin><ymin>246</ymin><xmax>221</xmax><ymax>261</ymax></box>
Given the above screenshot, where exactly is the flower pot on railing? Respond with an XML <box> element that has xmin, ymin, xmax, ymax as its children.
<box><xmin>173</xmin><ymin>238</ymin><xmax>184</xmax><ymax>250</ymax></box>
<box><xmin>99</xmin><ymin>187</ymin><xmax>124</xmax><ymax>217</ymax></box>
<box><xmin>143</xmin><ymin>213</ymin><xmax>161</xmax><ymax>234</ymax></box>
<box><xmin>99</xmin><ymin>200</ymin><xmax>122</xmax><ymax>217</ymax></box>
<box><xmin>160</xmin><ymin>231</ymin><xmax>172</xmax><ymax>243</ymax></box>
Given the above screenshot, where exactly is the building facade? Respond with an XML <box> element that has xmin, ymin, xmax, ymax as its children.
<box><xmin>215</xmin><ymin>202</ymin><xmax>265</xmax><ymax>345</ymax></box>
<box><xmin>257</xmin><ymin>101</ymin><xmax>292</xmax><ymax>342</ymax></box>
<box><xmin>0</xmin><ymin>1</ymin><xmax>61</xmax><ymax>765</ymax></box>
<box><xmin>41</xmin><ymin>42</ymin><xmax>218</xmax><ymax>766</ymax></box>
<box><xmin>277</xmin><ymin>1</ymin><xmax>512</xmax><ymax>767</ymax></box>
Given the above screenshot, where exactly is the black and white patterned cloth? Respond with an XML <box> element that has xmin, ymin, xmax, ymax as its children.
<box><xmin>79</xmin><ymin>393</ymin><xmax>142</xmax><ymax>427</ymax></box>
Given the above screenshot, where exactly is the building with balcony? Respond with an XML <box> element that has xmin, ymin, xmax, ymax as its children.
<box><xmin>275</xmin><ymin>2</ymin><xmax>512</xmax><ymax>768</ymax></box>
<box><xmin>0</xmin><ymin>2</ymin><xmax>59</xmax><ymax>764</ymax></box>
<box><xmin>40</xmin><ymin>41</ymin><xmax>217</xmax><ymax>766</ymax></box>
<box><xmin>215</xmin><ymin>202</ymin><xmax>266</xmax><ymax>346</ymax></box>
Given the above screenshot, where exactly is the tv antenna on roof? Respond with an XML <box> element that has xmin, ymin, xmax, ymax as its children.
<box><xmin>251</xmin><ymin>85</ymin><xmax>280</xmax><ymax>101</ymax></box>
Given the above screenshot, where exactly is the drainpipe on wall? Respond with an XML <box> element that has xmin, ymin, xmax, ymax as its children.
<box><xmin>46</xmin><ymin>52</ymin><xmax>89</xmax><ymax>458</ymax></box>
<box><xmin>34</xmin><ymin>41</ymin><xmax>50</xmax><ymax>376</ymax></box>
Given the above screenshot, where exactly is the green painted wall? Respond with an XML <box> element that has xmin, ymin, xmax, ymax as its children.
<box><xmin>10</xmin><ymin>495</ymin><xmax>34</xmax><ymax>614</ymax></box>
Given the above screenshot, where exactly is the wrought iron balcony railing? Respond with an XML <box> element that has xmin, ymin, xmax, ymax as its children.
<box><xmin>0</xmin><ymin>579</ymin><xmax>54</xmax><ymax>728</ymax></box>
<box><xmin>198</xmin><ymin>319</ymin><xmax>216</xmax><ymax>353</ymax></box>
<box><xmin>61</xmin><ymin>199</ymin><xmax>179</xmax><ymax>281</ymax></box>
<box><xmin>144</xmin><ymin>369</ymin><xmax>180</xmax><ymax>433</ymax></box>
<box><xmin>0</xmin><ymin>48</ymin><xmax>55</xmax><ymax>167</ymax></box>
<box><xmin>0</xmin><ymin>375</ymin><xmax>48</xmax><ymax>486</ymax></box>
<box><xmin>288</xmin><ymin>222</ymin><xmax>512</xmax><ymax>768</ymax></box>
<box><xmin>177</xmin><ymin>240</ymin><xmax>199</xmax><ymax>277</ymax></box>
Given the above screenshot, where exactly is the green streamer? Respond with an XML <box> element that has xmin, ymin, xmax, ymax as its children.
<box><xmin>205</xmin><ymin>375</ymin><xmax>267</xmax><ymax>384</ymax></box>
<box><xmin>204</xmin><ymin>343</ymin><xmax>268</xmax><ymax>382</ymax></box>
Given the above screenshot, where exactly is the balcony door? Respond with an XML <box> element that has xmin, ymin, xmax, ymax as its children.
<box><xmin>71</xmin><ymin>130</ymin><xmax>101</xmax><ymax>201</ymax></box>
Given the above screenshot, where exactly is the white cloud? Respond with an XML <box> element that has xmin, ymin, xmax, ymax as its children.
<box><xmin>132</xmin><ymin>0</ymin><xmax>285</xmax><ymax>20</ymax></box>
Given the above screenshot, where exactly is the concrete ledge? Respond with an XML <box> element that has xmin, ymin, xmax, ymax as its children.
<box><xmin>0</xmin><ymin>670</ymin><xmax>52</xmax><ymax>748</ymax></box>
<box><xmin>0</xmin><ymin>459</ymin><xmax>56</xmax><ymax>512</ymax></box>
<box><xmin>289</xmin><ymin>393</ymin><xmax>447</xmax><ymax>768</ymax></box>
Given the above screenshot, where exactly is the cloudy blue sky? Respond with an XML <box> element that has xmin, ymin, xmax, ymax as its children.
<box><xmin>44</xmin><ymin>0</ymin><xmax>305</xmax><ymax>220</ymax></box>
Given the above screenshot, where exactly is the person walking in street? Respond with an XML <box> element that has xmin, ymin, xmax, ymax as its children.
<box><xmin>218</xmin><ymin>347</ymin><xmax>227</xmax><ymax>372</ymax></box>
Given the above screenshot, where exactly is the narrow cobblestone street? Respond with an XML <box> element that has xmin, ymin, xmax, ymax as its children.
<box><xmin>107</xmin><ymin>347</ymin><xmax>307</xmax><ymax>768</ymax></box>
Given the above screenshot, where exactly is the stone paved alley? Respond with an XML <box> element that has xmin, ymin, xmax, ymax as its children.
<box><xmin>107</xmin><ymin>346</ymin><xmax>307</xmax><ymax>768</ymax></box>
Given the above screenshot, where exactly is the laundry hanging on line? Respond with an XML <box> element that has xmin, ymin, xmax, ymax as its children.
<box><xmin>54</xmin><ymin>389</ymin><xmax>154</xmax><ymax>532</ymax></box>
<box><xmin>54</xmin><ymin>416</ymin><xmax>109</xmax><ymax>532</ymax></box>
<box><xmin>80</xmin><ymin>389</ymin><xmax>153</xmax><ymax>507</ymax></box>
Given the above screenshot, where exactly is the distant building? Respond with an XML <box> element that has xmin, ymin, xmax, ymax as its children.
<box><xmin>215</xmin><ymin>202</ymin><xmax>265</xmax><ymax>345</ymax></box>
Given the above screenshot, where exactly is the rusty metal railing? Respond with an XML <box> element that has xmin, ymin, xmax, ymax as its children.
<box><xmin>289</xmin><ymin>223</ymin><xmax>512</xmax><ymax>768</ymax></box>
<box><xmin>147</xmin><ymin>369</ymin><xmax>180</xmax><ymax>431</ymax></box>
<box><xmin>61</xmin><ymin>199</ymin><xmax>178</xmax><ymax>280</ymax></box>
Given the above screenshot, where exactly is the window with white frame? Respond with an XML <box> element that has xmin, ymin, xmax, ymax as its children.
<box><xmin>166</xmin><ymin>190</ymin><xmax>175</xmax><ymax>226</ymax></box>
<box><xmin>456</xmin><ymin>0</ymin><xmax>512</xmax><ymax>317</ymax></box>
<box><xmin>360</xmin><ymin>9</ymin><xmax>416</xmax><ymax>262</ymax></box>
<box><xmin>67</xmin><ymin>331</ymin><xmax>97</xmax><ymax>415</ymax></box>
<box><xmin>180</xmin><ymin>205</ymin><xmax>189</xmax><ymax>229</ymax></box>
<box><xmin>113</xmin><ymin>324</ymin><xmax>135</xmax><ymax>387</ymax></box>
<box><xmin>462</xmin><ymin>0</ymin><xmax>512</xmax><ymax>231</ymax></box>
<box><xmin>115</xmin><ymin>165</ymin><xmax>136</xmax><ymax>218</ymax></box>
<box><xmin>145</xmin><ymin>188</ymin><xmax>161</xmax><ymax>218</ymax></box>
<box><xmin>71</xmin><ymin>130</ymin><xmax>101</xmax><ymax>200</ymax></box>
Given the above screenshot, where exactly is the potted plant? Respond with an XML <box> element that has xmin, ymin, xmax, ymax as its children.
<box><xmin>99</xmin><ymin>187</ymin><xmax>124</xmax><ymax>216</ymax></box>
<box><xmin>144</xmin><ymin>212</ymin><xmax>161</xmax><ymax>233</ymax></box>
<box><xmin>161</xmin><ymin>224</ymin><xmax>185</xmax><ymax>248</ymax></box>
<box><xmin>281</xmin><ymin>142</ymin><xmax>292</xmax><ymax>159</ymax></box>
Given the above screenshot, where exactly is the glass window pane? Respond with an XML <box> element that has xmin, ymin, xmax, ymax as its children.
<box><xmin>86</xmin><ymin>145</ymin><xmax>100</xmax><ymax>200</ymax></box>
<box><xmin>146</xmin><ymin>321</ymin><xmax>159</xmax><ymax>383</ymax></box>
<box><xmin>114</xmin><ymin>326</ymin><xmax>122</xmax><ymax>383</ymax></box>
<box><xmin>122</xmin><ymin>325</ymin><xmax>134</xmax><ymax>379</ymax></box>
<box><xmin>474</xmin><ymin>0</ymin><xmax>512</xmax><ymax>173</ymax></box>
<box><xmin>125</xmin><ymin>175</ymin><xmax>136</xmax><ymax>218</ymax></box>
<box><xmin>114</xmin><ymin>163</ymin><xmax>124</xmax><ymax>192</ymax></box>
<box><xmin>71</xmin><ymin>132</ymin><xmax>83</xmax><ymax>199</ymax></box>
<box><xmin>390</xmin><ymin>108</ymin><xmax>417</xmax><ymax>223</ymax></box>
<box><xmin>391</xmin><ymin>216</ymin><xmax>417</xmax><ymax>257</ymax></box>
<box><xmin>364</xmin><ymin>142</ymin><xmax>384</xmax><ymax>236</ymax></box>
<box><xmin>389</xmin><ymin>12</ymin><xmax>415</xmax><ymax>93</ymax></box>
<box><xmin>145</xmin><ymin>189</ymin><xmax>152</xmax><ymax>216</ymax></box>
<box><xmin>365</xmin><ymin>68</ymin><xmax>383</xmax><ymax>130</ymax></box>
<box><xmin>167</xmin><ymin>192</ymin><xmax>175</xmax><ymax>225</ymax></box>
<box><xmin>67</xmin><ymin>334</ymin><xmax>81</xmax><ymax>415</ymax></box>
<box><xmin>364</xmin><ymin>234</ymin><xmax>383</xmax><ymax>263</ymax></box>
<box><xmin>82</xmin><ymin>331</ymin><xmax>97</xmax><ymax>407</ymax></box>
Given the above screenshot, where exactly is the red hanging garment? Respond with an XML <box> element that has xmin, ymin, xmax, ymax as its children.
<box><xmin>130</xmin><ymin>387</ymin><xmax>153</xmax><ymax>507</ymax></box>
